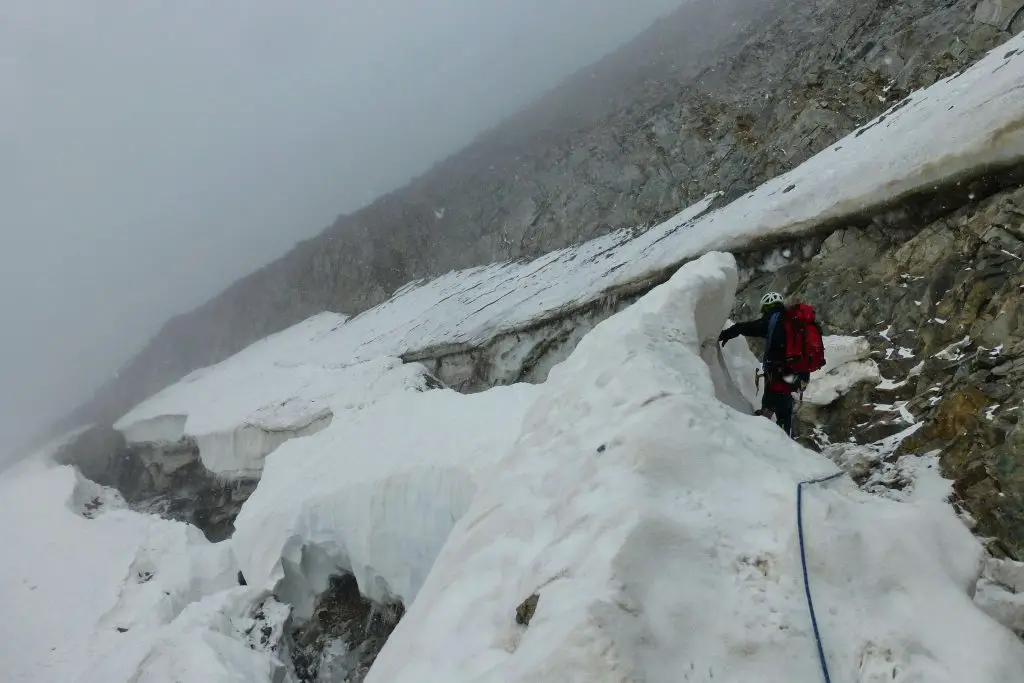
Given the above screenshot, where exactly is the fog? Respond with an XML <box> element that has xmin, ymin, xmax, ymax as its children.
<box><xmin>0</xmin><ymin>0</ymin><xmax>684</xmax><ymax>448</ymax></box>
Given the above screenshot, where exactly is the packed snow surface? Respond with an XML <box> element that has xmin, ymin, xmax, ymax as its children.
<box><xmin>0</xmin><ymin>450</ymin><xmax>285</xmax><ymax>683</ymax></box>
<box><xmin>115</xmin><ymin>32</ymin><xmax>1024</xmax><ymax>462</ymax></box>
<box><xmin>117</xmin><ymin>312</ymin><xmax>348</xmax><ymax>440</ymax></box>
<box><xmin>365</xmin><ymin>252</ymin><xmax>1024</xmax><ymax>682</ymax></box>
<box><xmin>75</xmin><ymin>588</ymin><xmax>290</xmax><ymax>683</ymax></box>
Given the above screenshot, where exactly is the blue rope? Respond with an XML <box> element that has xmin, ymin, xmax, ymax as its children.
<box><xmin>797</xmin><ymin>470</ymin><xmax>845</xmax><ymax>683</ymax></box>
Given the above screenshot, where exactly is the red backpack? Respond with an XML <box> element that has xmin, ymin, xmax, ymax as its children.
<box><xmin>780</xmin><ymin>303</ymin><xmax>826</xmax><ymax>374</ymax></box>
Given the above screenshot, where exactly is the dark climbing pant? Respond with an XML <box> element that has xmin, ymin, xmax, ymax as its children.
<box><xmin>760</xmin><ymin>389</ymin><xmax>795</xmax><ymax>437</ymax></box>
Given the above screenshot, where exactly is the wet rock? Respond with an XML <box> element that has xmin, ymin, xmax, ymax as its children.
<box><xmin>288</xmin><ymin>573</ymin><xmax>404</xmax><ymax>683</ymax></box>
<box><xmin>515</xmin><ymin>593</ymin><xmax>540</xmax><ymax>627</ymax></box>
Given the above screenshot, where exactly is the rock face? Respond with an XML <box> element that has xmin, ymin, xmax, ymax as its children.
<box><xmin>735</xmin><ymin>178</ymin><xmax>1024</xmax><ymax>560</ymax></box>
<box><xmin>53</xmin><ymin>0</ymin><xmax>1011</xmax><ymax>438</ymax></box>
<box><xmin>976</xmin><ymin>0</ymin><xmax>1024</xmax><ymax>31</ymax></box>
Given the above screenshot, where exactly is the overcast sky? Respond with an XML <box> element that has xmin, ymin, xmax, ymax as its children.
<box><xmin>0</xmin><ymin>0</ymin><xmax>684</xmax><ymax>446</ymax></box>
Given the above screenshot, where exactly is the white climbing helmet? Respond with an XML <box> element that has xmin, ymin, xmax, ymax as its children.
<box><xmin>760</xmin><ymin>291</ymin><xmax>784</xmax><ymax>309</ymax></box>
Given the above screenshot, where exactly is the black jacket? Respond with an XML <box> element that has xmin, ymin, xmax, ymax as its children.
<box><xmin>720</xmin><ymin>310</ymin><xmax>786</xmax><ymax>367</ymax></box>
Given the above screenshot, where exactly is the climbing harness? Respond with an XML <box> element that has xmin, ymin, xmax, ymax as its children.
<box><xmin>797</xmin><ymin>469</ymin><xmax>845</xmax><ymax>683</ymax></box>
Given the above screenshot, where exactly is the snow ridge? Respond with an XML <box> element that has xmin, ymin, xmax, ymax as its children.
<box><xmin>366</xmin><ymin>252</ymin><xmax>1024</xmax><ymax>683</ymax></box>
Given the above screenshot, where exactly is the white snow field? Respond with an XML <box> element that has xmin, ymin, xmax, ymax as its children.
<box><xmin>364</xmin><ymin>252</ymin><xmax>1024</xmax><ymax>683</ymax></box>
<box><xmin>115</xmin><ymin>29</ymin><xmax>1024</xmax><ymax>475</ymax></box>
<box><xmin>0</xmin><ymin>451</ymin><xmax>287</xmax><ymax>683</ymax></box>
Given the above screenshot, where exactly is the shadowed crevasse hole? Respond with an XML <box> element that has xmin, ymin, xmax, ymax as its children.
<box><xmin>52</xmin><ymin>424</ymin><xmax>257</xmax><ymax>542</ymax></box>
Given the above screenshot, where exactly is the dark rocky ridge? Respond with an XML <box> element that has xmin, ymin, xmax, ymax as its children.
<box><xmin>51</xmin><ymin>0</ymin><xmax>1010</xmax><ymax>440</ymax></box>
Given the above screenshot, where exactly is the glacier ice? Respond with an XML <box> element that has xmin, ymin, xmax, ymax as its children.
<box><xmin>231</xmin><ymin>380</ymin><xmax>539</xmax><ymax>619</ymax></box>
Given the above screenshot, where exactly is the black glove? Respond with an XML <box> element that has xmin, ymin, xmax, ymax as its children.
<box><xmin>718</xmin><ymin>328</ymin><xmax>737</xmax><ymax>346</ymax></box>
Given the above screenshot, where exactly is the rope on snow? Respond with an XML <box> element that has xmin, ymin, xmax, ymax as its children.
<box><xmin>797</xmin><ymin>470</ymin><xmax>845</xmax><ymax>683</ymax></box>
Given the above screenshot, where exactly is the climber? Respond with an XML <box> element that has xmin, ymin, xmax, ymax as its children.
<box><xmin>718</xmin><ymin>291</ymin><xmax>825</xmax><ymax>438</ymax></box>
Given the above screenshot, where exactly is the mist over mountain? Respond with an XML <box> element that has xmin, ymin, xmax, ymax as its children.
<box><xmin>0</xmin><ymin>0</ymin><xmax>685</xmax><ymax>451</ymax></box>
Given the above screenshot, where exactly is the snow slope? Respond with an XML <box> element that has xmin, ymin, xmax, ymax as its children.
<box><xmin>75</xmin><ymin>588</ymin><xmax>290</xmax><ymax>683</ymax></box>
<box><xmin>0</xmin><ymin>450</ymin><xmax>285</xmax><ymax>683</ymax></box>
<box><xmin>364</xmin><ymin>252</ymin><xmax>1024</xmax><ymax>683</ymax></box>
<box><xmin>117</xmin><ymin>312</ymin><xmax>348</xmax><ymax>442</ymax></box>
<box><xmin>113</xmin><ymin>312</ymin><xmax>353</xmax><ymax>475</ymax></box>
<box><xmin>13</xmin><ymin>253</ymin><xmax>1019</xmax><ymax>683</ymax></box>
<box><xmin>115</xmin><ymin>31</ymin><xmax>1024</xmax><ymax>464</ymax></box>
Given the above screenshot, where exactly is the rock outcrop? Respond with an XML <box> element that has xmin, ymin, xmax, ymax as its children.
<box><xmin>53</xmin><ymin>0</ymin><xmax>1011</xmax><ymax>439</ymax></box>
<box><xmin>976</xmin><ymin>0</ymin><xmax>1024</xmax><ymax>31</ymax></box>
<box><xmin>735</xmin><ymin>180</ymin><xmax>1024</xmax><ymax>560</ymax></box>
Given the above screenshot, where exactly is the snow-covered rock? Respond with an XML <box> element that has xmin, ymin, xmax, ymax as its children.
<box><xmin>975</xmin><ymin>558</ymin><xmax>1024</xmax><ymax>635</ymax></box>
<box><xmin>803</xmin><ymin>335</ymin><xmax>881</xmax><ymax>406</ymax></box>
<box><xmin>366</xmin><ymin>252</ymin><xmax>1024</xmax><ymax>683</ymax></box>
